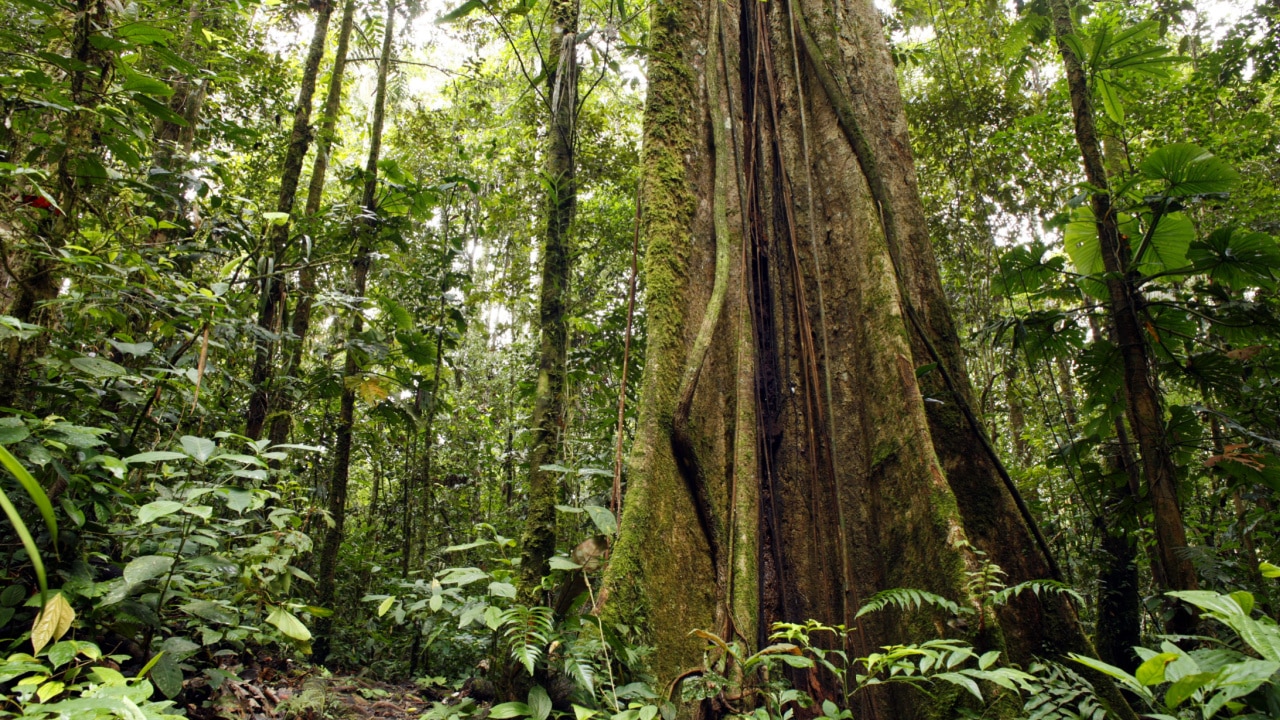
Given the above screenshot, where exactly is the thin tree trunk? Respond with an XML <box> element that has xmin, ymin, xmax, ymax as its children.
<box><xmin>0</xmin><ymin>0</ymin><xmax>109</xmax><ymax>408</ymax></box>
<box><xmin>245</xmin><ymin>0</ymin><xmax>336</xmax><ymax>440</ymax></box>
<box><xmin>268</xmin><ymin>0</ymin><xmax>358</xmax><ymax>447</ymax></box>
<box><xmin>1047</xmin><ymin>0</ymin><xmax>1198</xmax><ymax>634</ymax></box>
<box><xmin>519</xmin><ymin>0</ymin><xmax>580</xmax><ymax>593</ymax></box>
<box><xmin>313</xmin><ymin>0</ymin><xmax>395</xmax><ymax>663</ymax></box>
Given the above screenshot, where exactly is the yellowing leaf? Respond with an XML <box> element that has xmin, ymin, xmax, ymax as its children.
<box><xmin>31</xmin><ymin>593</ymin><xmax>75</xmax><ymax>654</ymax></box>
<box><xmin>378</xmin><ymin>596</ymin><xmax>395</xmax><ymax>617</ymax></box>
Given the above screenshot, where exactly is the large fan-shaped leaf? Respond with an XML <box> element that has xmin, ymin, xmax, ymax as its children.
<box><xmin>1139</xmin><ymin>143</ymin><xmax>1239</xmax><ymax>197</ymax></box>
<box><xmin>1127</xmin><ymin>211</ymin><xmax>1193</xmax><ymax>275</ymax></box>
<box><xmin>1187</xmin><ymin>227</ymin><xmax>1280</xmax><ymax>290</ymax></box>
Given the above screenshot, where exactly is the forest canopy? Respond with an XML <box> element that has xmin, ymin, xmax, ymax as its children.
<box><xmin>0</xmin><ymin>0</ymin><xmax>1279</xmax><ymax>718</ymax></box>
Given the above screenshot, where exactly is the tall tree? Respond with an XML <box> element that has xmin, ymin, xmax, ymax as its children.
<box><xmin>268</xmin><ymin>0</ymin><xmax>358</xmax><ymax>447</ymax></box>
<box><xmin>244</xmin><ymin>0</ymin><xmax>337</xmax><ymax>440</ymax></box>
<box><xmin>601</xmin><ymin>0</ymin><xmax>1135</xmax><ymax>717</ymax></box>
<box><xmin>0</xmin><ymin>0</ymin><xmax>110</xmax><ymax>406</ymax></box>
<box><xmin>1047</xmin><ymin>0</ymin><xmax>1199</xmax><ymax>634</ymax></box>
<box><xmin>519</xmin><ymin>0</ymin><xmax>581</xmax><ymax>593</ymax></box>
<box><xmin>314</xmin><ymin>0</ymin><xmax>396</xmax><ymax>662</ymax></box>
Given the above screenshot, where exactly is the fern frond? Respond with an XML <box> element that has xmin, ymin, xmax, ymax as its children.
<box><xmin>501</xmin><ymin>606</ymin><xmax>555</xmax><ymax>675</ymax></box>
<box><xmin>990</xmin><ymin>579</ymin><xmax>1084</xmax><ymax>608</ymax></box>
<box><xmin>854</xmin><ymin>588</ymin><xmax>971</xmax><ymax>619</ymax></box>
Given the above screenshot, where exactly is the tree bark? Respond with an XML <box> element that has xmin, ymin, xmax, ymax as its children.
<box><xmin>1047</xmin><ymin>0</ymin><xmax>1198</xmax><ymax>635</ymax></box>
<box><xmin>519</xmin><ymin>0</ymin><xmax>580</xmax><ymax>593</ymax></box>
<box><xmin>313</xmin><ymin>0</ymin><xmax>395</xmax><ymax>663</ymax></box>
<box><xmin>245</xmin><ymin>0</ymin><xmax>336</xmax><ymax>440</ymax></box>
<box><xmin>268</xmin><ymin>0</ymin><xmax>358</xmax><ymax>447</ymax></box>
<box><xmin>601</xmin><ymin>1</ymin><xmax>1136</xmax><ymax>717</ymax></box>
<box><xmin>1</xmin><ymin>0</ymin><xmax>110</xmax><ymax>408</ymax></box>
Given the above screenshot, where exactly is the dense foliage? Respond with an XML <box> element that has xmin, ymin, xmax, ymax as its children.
<box><xmin>0</xmin><ymin>0</ymin><xmax>1277</xmax><ymax>717</ymax></box>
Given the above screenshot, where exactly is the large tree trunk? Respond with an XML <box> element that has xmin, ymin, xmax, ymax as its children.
<box><xmin>519</xmin><ymin>0</ymin><xmax>580</xmax><ymax>593</ymax></box>
<box><xmin>603</xmin><ymin>0</ymin><xmax>1136</xmax><ymax>717</ymax></box>
<box><xmin>313</xmin><ymin>0</ymin><xmax>395</xmax><ymax>663</ymax></box>
<box><xmin>245</xmin><ymin>0</ymin><xmax>336</xmax><ymax>440</ymax></box>
<box><xmin>1047</xmin><ymin>0</ymin><xmax>1198</xmax><ymax>635</ymax></box>
<box><xmin>268</xmin><ymin>0</ymin><xmax>358</xmax><ymax>448</ymax></box>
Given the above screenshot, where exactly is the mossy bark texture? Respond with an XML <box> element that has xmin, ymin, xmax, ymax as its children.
<box><xmin>604</xmin><ymin>1</ymin><xmax>1136</xmax><ymax>718</ymax></box>
<box><xmin>520</xmin><ymin>0</ymin><xmax>581</xmax><ymax>594</ymax></box>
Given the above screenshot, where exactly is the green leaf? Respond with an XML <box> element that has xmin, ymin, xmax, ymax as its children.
<box><xmin>266</xmin><ymin>606</ymin><xmax>311</xmax><ymax>642</ymax></box>
<box><xmin>132</xmin><ymin>94</ymin><xmax>187</xmax><ymax>126</ymax></box>
<box><xmin>116</xmin><ymin>23</ymin><xmax>172</xmax><ymax>45</ymax></box>
<box><xmin>123</xmin><ymin>555</ymin><xmax>173</xmax><ymax>585</ymax></box>
<box><xmin>1096</xmin><ymin>74</ymin><xmax>1124</xmax><ymax>124</ymax></box>
<box><xmin>0</xmin><ymin>417</ymin><xmax>30</xmax><ymax>445</ymax></box>
<box><xmin>489</xmin><ymin>582</ymin><xmax>516</xmax><ymax>599</ymax></box>
<box><xmin>1139</xmin><ymin>143</ymin><xmax>1240</xmax><ymax>197</ymax></box>
<box><xmin>488</xmin><ymin>702</ymin><xmax>532</xmax><ymax>719</ymax></box>
<box><xmin>125</xmin><ymin>451</ymin><xmax>187</xmax><ymax>464</ymax></box>
<box><xmin>0</xmin><ymin>443</ymin><xmax>58</xmax><ymax>544</ymax></box>
<box><xmin>180</xmin><ymin>436</ymin><xmax>216</xmax><ymax>463</ymax></box>
<box><xmin>1134</xmin><ymin>652</ymin><xmax>1178</xmax><ymax>686</ymax></box>
<box><xmin>378</xmin><ymin>596</ymin><xmax>395</xmax><ymax>617</ymax></box>
<box><xmin>150</xmin><ymin>652</ymin><xmax>183</xmax><ymax>698</ymax></box>
<box><xmin>528</xmin><ymin>686</ymin><xmax>552</xmax><ymax>720</ymax></box>
<box><xmin>70</xmin><ymin>356</ymin><xmax>127</xmax><ymax>378</ymax></box>
<box><xmin>549</xmin><ymin>556</ymin><xmax>582</xmax><ymax>571</ymax></box>
<box><xmin>1129</xmin><ymin>212</ymin><xmax>1193</xmax><ymax>275</ymax></box>
<box><xmin>1164</xmin><ymin>671</ymin><xmax>1215</xmax><ymax>708</ymax></box>
<box><xmin>120</xmin><ymin>70</ymin><xmax>173</xmax><ymax>97</ymax></box>
<box><xmin>137</xmin><ymin>500</ymin><xmax>183</xmax><ymax>524</ymax></box>
<box><xmin>584</xmin><ymin>505</ymin><xmax>617</xmax><ymax>535</ymax></box>
<box><xmin>438</xmin><ymin>0</ymin><xmax>485</xmax><ymax>23</ymax></box>
<box><xmin>1261</xmin><ymin>561</ymin><xmax>1280</xmax><ymax>579</ymax></box>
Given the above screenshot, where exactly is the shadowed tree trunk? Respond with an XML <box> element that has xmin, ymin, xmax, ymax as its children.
<box><xmin>268</xmin><ymin>0</ymin><xmax>358</xmax><ymax>448</ymax></box>
<box><xmin>602</xmin><ymin>0</ymin><xmax>1137</xmax><ymax>717</ymax></box>
<box><xmin>1047</xmin><ymin>0</ymin><xmax>1199</xmax><ymax>635</ymax></box>
<box><xmin>313</xmin><ymin>0</ymin><xmax>395</xmax><ymax>663</ymax></box>
<box><xmin>1</xmin><ymin>0</ymin><xmax>110</xmax><ymax>408</ymax></box>
<box><xmin>245</xmin><ymin>0</ymin><xmax>336</xmax><ymax>440</ymax></box>
<box><xmin>519</xmin><ymin>0</ymin><xmax>581</xmax><ymax>593</ymax></box>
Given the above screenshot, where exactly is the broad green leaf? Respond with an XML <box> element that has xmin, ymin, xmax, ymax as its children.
<box><xmin>488</xmin><ymin>702</ymin><xmax>532</xmax><ymax>719</ymax></box>
<box><xmin>549</xmin><ymin>556</ymin><xmax>582</xmax><ymax>571</ymax></box>
<box><xmin>439</xmin><ymin>567</ymin><xmax>489</xmax><ymax>586</ymax></box>
<box><xmin>528</xmin><ymin>686</ymin><xmax>552</xmax><ymax>720</ymax></box>
<box><xmin>180</xmin><ymin>436</ymin><xmax>216</xmax><ymax>463</ymax></box>
<box><xmin>489</xmin><ymin>582</ymin><xmax>516</xmax><ymax>599</ymax></box>
<box><xmin>137</xmin><ymin>500</ymin><xmax>183</xmax><ymax>524</ymax></box>
<box><xmin>584</xmin><ymin>505</ymin><xmax>617</xmax><ymax>535</ymax></box>
<box><xmin>123</xmin><ymin>555</ymin><xmax>173</xmax><ymax>585</ymax></box>
<box><xmin>1096</xmin><ymin>74</ymin><xmax>1124</xmax><ymax>124</ymax></box>
<box><xmin>1167</xmin><ymin>666</ymin><xmax>1213</xmax><ymax>707</ymax></box>
<box><xmin>378</xmin><ymin>596</ymin><xmax>395</xmax><ymax>617</ymax></box>
<box><xmin>0</xmin><ymin>417</ymin><xmax>30</xmax><ymax>444</ymax></box>
<box><xmin>1261</xmin><ymin>561</ymin><xmax>1280</xmax><ymax>579</ymax></box>
<box><xmin>150</xmin><ymin>652</ymin><xmax>183</xmax><ymax>698</ymax></box>
<box><xmin>70</xmin><ymin>356</ymin><xmax>127</xmax><ymax>378</ymax></box>
<box><xmin>1139</xmin><ymin>143</ymin><xmax>1240</xmax><ymax>197</ymax></box>
<box><xmin>1128</xmin><ymin>212</ymin><xmax>1193</xmax><ymax>275</ymax></box>
<box><xmin>125</xmin><ymin>451</ymin><xmax>187</xmax><ymax>464</ymax></box>
<box><xmin>1135</xmin><ymin>652</ymin><xmax>1178</xmax><ymax>685</ymax></box>
<box><xmin>108</xmin><ymin>340</ymin><xmax>153</xmax><ymax>357</ymax></box>
<box><xmin>266</xmin><ymin>606</ymin><xmax>311</xmax><ymax>642</ymax></box>
<box><xmin>438</xmin><ymin>0</ymin><xmax>485</xmax><ymax>23</ymax></box>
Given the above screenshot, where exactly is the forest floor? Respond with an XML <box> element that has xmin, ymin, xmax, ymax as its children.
<box><xmin>184</xmin><ymin>654</ymin><xmax>444</xmax><ymax>720</ymax></box>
